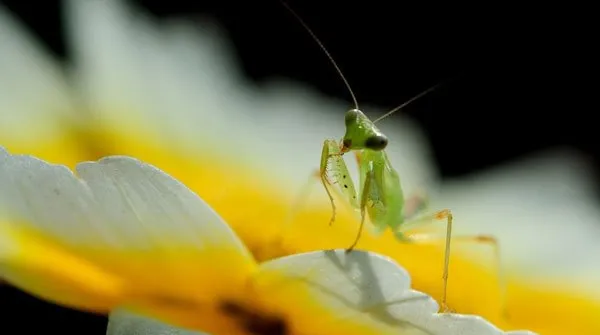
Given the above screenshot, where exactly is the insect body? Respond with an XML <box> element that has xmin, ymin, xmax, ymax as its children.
<box><xmin>281</xmin><ymin>1</ymin><xmax>502</xmax><ymax>314</ymax></box>
<box><xmin>319</xmin><ymin>107</ymin><xmax>454</xmax><ymax>312</ymax></box>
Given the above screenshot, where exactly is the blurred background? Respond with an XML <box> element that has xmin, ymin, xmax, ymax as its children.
<box><xmin>0</xmin><ymin>0</ymin><xmax>595</xmax><ymax>334</ymax></box>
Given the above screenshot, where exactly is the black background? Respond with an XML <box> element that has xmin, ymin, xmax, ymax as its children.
<box><xmin>0</xmin><ymin>0</ymin><xmax>596</xmax><ymax>334</ymax></box>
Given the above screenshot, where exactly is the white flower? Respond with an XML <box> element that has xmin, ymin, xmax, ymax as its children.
<box><xmin>1</xmin><ymin>0</ymin><xmax>599</xmax><ymax>333</ymax></box>
<box><xmin>0</xmin><ymin>147</ymin><xmax>534</xmax><ymax>335</ymax></box>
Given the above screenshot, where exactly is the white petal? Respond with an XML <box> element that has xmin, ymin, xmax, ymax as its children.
<box><xmin>0</xmin><ymin>146</ymin><xmax>253</xmax><ymax>291</ymax></box>
<box><xmin>0</xmin><ymin>4</ymin><xmax>78</xmax><ymax>142</ymax></box>
<box><xmin>255</xmin><ymin>249</ymin><xmax>531</xmax><ymax>334</ymax></box>
<box><xmin>106</xmin><ymin>311</ymin><xmax>535</xmax><ymax>335</ymax></box>
<box><xmin>426</xmin><ymin>314</ymin><xmax>537</xmax><ymax>335</ymax></box>
<box><xmin>107</xmin><ymin>309</ymin><xmax>206</xmax><ymax>335</ymax></box>
<box><xmin>107</xmin><ymin>250</ymin><xmax>536</xmax><ymax>335</ymax></box>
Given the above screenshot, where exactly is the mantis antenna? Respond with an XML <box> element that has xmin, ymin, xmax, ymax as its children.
<box><xmin>372</xmin><ymin>82</ymin><xmax>443</xmax><ymax>124</ymax></box>
<box><xmin>280</xmin><ymin>1</ymin><xmax>360</xmax><ymax>110</ymax></box>
<box><xmin>280</xmin><ymin>1</ymin><xmax>451</xmax><ymax>124</ymax></box>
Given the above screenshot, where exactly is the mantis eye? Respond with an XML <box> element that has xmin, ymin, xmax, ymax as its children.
<box><xmin>365</xmin><ymin>135</ymin><xmax>388</xmax><ymax>150</ymax></box>
<box><xmin>345</xmin><ymin>109</ymin><xmax>360</xmax><ymax>126</ymax></box>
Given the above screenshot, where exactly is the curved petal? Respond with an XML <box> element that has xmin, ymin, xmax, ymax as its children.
<box><xmin>0</xmin><ymin>146</ymin><xmax>255</xmax><ymax>315</ymax></box>
<box><xmin>251</xmin><ymin>250</ymin><xmax>530</xmax><ymax>335</ymax></box>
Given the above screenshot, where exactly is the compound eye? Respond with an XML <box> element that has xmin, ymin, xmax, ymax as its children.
<box><xmin>365</xmin><ymin>135</ymin><xmax>388</xmax><ymax>150</ymax></box>
<box><xmin>345</xmin><ymin>109</ymin><xmax>360</xmax><ymax>126</ymax></box>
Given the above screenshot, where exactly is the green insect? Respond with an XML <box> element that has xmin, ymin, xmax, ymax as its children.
<box><xmin>281</xmin><ymin>2</ymin><xmax>503</xmax><ymax>313</ymax></box>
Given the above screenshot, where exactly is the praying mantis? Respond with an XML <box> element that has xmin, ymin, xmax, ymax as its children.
<box><xmin>281</xmin><ymin>2</ymin><xmax>503</xmax><ymax>313</ymax></box>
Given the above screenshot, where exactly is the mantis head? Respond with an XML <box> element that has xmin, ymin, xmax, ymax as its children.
<box><xmin>341</xmin><ymin>109</ymin><xmax>388</xmax><ymax>153</ymax></box>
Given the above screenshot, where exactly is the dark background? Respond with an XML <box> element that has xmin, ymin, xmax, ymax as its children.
<box><xmin>0</xmin><ymin>0</ymin><xmax>596</xmax><ymax>334</ymax></box>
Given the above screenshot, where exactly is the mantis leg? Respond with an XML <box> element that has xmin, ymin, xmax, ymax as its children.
<box><xmin>395</xmin><ymin>209</ymin><xmax>453</xmax><ymax>312</ymax></box>
<box><xmin>398</xmin><ymin>213</ymin><xmax>504</xmax><ymax>315</ymax></box>
<box><xmin>318</xmin><ymin>139</ymin><xmax>360</xmax><ymax>226</ymax></box>
<box><xmin>284</xmin><ymin>140</ymin><xmax>358</xmax><ymax>234</ymax></box>
<box><xmin>319</xmin><ymin>140</ymin><xmax>338</xmax><ymax>227</ymax></box>
<box><xmin>346</xmin><ymin>167</ymin><xmax>373</xmax><ymax>253</ymax></box>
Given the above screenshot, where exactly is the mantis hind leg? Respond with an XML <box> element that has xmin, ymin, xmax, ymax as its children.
<box><xmin>395</xmin><ymin>209</ymin><xmax>453</xmax><ymax>312</ymax></box>
<box><xmin>438</xmin><ymin>233</ymin><xmax>504</xmax><ymax>316</ymax></box>
<box><xmin>398</xmin><ymin>213</ymin><xmax>505</xmax><ymax>316</ymax></box>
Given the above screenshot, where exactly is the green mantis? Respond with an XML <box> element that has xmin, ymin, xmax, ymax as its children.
<box><xmin>281</xmin><ymin>2</ymin><xmax>503</xmax><ymax>313</ymax></box>
<box><xmin>318</xmin><ymin>100</ymin><xmax>456</xmax><ymax>312</ymax></box>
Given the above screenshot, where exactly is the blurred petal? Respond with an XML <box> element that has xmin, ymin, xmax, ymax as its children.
<box><xmin>0</xmin><ymin>4</ymin><xmax>83</xmax><ymax>165</ymax></box>
<box><xmin>64</xmin><ymin>0</ymin><xmax>256</xmax><ymax>159</ymax></box>
<box><xmin>437</xmin><ymin>149</ymin><xmax>600</xmax><ymax>280</ymax></box>
<box><xmin>64</xmin><ymin>0</ymin><xmax>436</xmax><ymax>191</ymax></box>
